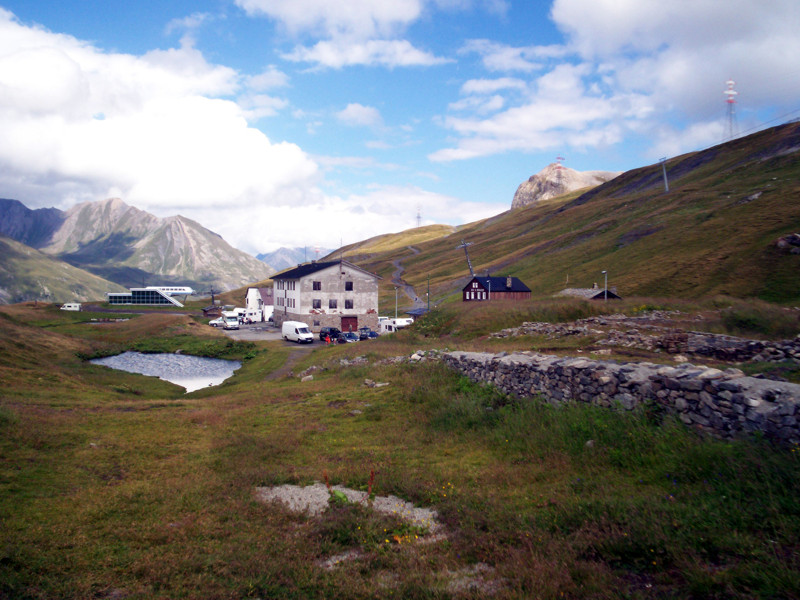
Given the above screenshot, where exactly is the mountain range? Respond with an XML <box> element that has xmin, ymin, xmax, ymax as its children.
<box><xmin>2</xmin><ymin>121</ymin><xmax>798</xmax><ymax>307</ymax></box>
<box><xmin>0</xmin><ymin>198</ymin><xmax>274</xmax><ymax>300</ymax></box>
<box><xmin>257</xmin><ymin>247</ymin><xmax>334</xmax><ymax>272</ymax></box>
<box><xmin>338</xmin><ymin>121</ymin><xmax>800</xmax><ymax>305</ymax></box>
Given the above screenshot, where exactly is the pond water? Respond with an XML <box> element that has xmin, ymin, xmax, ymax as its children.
<box><xmin>90</xmin><ymin>351</ymin><xmax>241</xmax><ymax>393</ymax></box>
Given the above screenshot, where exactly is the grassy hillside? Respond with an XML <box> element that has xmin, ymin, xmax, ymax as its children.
<box><xmin>1</xmin><ymin>300</ymin><xmax>799</xmax><ymax>599</ymax></box>
<box><xmin>0</xmin><ymin>235</ymin><xmax>127</xmax><ymax>304</ymax></box>
<box><xmin>341</xmin><ymin>122</ymin><xmax>800</xmax><ymax>310</ymax></box>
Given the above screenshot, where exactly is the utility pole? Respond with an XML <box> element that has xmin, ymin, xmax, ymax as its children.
<box><xmin>602</xmin><ymin>270</ymin><xmax>608</xmax><ymax>302</ymax></box>
<box><xmin>455</xmin><ymin>239</ymin><xmax>475</xmax><ymax>277</ymax></box>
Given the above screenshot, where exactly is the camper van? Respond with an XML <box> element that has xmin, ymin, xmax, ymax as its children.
<box><xmin>222</xmin><ymin>311</ymin><xmax>240</xmax><ymax>330</ymax></box>
<box><xmin>379</xmin><ymin>317</ymin><xmax>413</xmax><ymax>334</ymax></box>
<box><xmin>282</xmin><ymin>320</ymin><xmax>314</xmax><ymax>343</ymax></box>
<box><xmin>60</xmin><ymin>303</ymin><xmax>81</xmax><ymax>311</ymax></box>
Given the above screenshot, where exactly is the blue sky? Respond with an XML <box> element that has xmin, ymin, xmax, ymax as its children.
<box><xmin>0</xmin><ymin>0</ymin><xmax>798</xmax><ymax>254</ymax></box>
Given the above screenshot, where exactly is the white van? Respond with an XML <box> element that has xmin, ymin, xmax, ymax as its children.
<box><xmin>282</xmin><ymin>320</ymin><xmax>314</xmax><ymax>343</ymax></box>
<box><xmin>222</xmin><ymin>311</ymin><xmax>240</xmax><ymax>330</ymax></box>
<box><xmin>60</xmin><ymin>303</ymin><xmax>81</xmax><ymax>311</ymax></box>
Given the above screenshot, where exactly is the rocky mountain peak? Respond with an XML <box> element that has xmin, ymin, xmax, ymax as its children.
<box><xmin>512</xmin><ymin>164</ymin><xmax>620</xmax><ymax>209</ymax></box>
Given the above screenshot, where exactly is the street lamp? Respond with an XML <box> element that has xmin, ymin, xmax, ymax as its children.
<box><xmin>601</xmin><ymin>270</ymin><xmax>608</xmax><ymax>302</ymax></box>
<box><xmin>394</xmin><ymin>286</ymin><xmax>398</xmax><ymax>319</ymax></box>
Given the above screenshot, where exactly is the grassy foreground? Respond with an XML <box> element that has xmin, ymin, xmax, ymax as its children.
<box><xmin>1</xmin><ymin>301</ymin><xmax>799</xmax><ymax>599</ymax></box>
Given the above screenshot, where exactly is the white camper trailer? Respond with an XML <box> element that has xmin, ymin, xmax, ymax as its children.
<box><xmin>379</xmin><ymin>317</ymin><xmax>413</xmax><ymax>334</ymax></box>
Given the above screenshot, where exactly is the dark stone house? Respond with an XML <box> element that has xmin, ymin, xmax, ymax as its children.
<box><xmin>462</xmin><ymin>276</ymin><xmax>531</xmax><ymax>302</ymax></box>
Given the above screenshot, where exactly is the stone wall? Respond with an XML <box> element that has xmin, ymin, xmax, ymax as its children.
<box><xmin>442</xmin><ymin>351</ymin><xmax>800</xmax><ymax>444</ymax></box>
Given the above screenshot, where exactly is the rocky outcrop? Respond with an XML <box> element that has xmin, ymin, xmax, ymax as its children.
<box><xmin>443</xmin><ymin>351</ymin><xmax>800</xmax><ymax>443</ymax></box>
<box><xmin>511</xmin><ymin>164</ymin><xmax>619</xmax><ymax>209</ymax></box>
<box><xmin>776</xmin><ymin>233</ymin><xmax>800</xmax><ymax>254</ymax></box>
<box><xmin>491</xmin><ymin>313</ymin><xmax>800</xmax><ymax>365</ymax></box>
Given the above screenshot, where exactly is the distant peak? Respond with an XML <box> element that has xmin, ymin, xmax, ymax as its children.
<box><xmin>512</xmin><ymin>164</ymin><xmax>620</xmax><ymax>209</ymax></box>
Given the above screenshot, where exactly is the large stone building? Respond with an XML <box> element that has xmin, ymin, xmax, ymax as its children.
<box><xmin>271</xmin><ymin>260</ymin><xmax>380</xmax><ymax>332</ymax></box>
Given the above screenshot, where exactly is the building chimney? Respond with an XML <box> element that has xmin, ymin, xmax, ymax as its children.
<box><xmin>506</xmin><ymin>276</ymin><xmax>512</xmax><ymax>289</ymax></box>
<box><xmin>592</xmin><ymin>282</ymin><xmax>598</xmax><ymax>289</ymax></box>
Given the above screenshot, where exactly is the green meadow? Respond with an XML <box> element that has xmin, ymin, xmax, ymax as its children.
<box><xmin>1</xmin><ymin>299</ymin><xmax>799</xmax><ymax>599</ymax></box>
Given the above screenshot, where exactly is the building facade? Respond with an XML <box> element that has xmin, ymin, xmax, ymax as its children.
<box><xmin>272</xmin><ymin>260</ymin><xmax>380</xmax><ymax>332</ymax></box>
<box><xmin>462</xmin><ymin>276</ymin><xmax>531</xmax><ymax>302</ymax></box>
<box><xmin>107</xmin><ymin>287</ymin><xmax>185</xmax><ymax>307</ymax></box>
<box><xmin>244</xmin><ymin>287</ymin><xmax>274</xmax><ymax>322</ymax></box>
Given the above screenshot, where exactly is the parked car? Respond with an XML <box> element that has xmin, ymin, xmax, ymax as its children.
<box><xmin>209</xmin><ymin>316</ymin><xmax>224</xmax><ymax>327</ymax></box>
<box><xmin>335</xmin><ymin>332</ymin><xmax>358</xmax><ymax>344</ymax></box>
<box><xmin>358</xmin><ymin>327</ymin><xmax>378</xmax><ymax>340</ymax></box>
<box><xmin>319</xmin><ymin>326</ymin><xmax>341</xmax><ymax>341</ymax></box>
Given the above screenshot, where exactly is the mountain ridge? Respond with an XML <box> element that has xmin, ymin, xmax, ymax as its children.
<box><xmin>511</xmin><ymin>164</ymin><xmax>620</xmax><ymax>209</ymax></box>
<box><xmin>339</xmin><ymin>121</ymin><xmax>800</xmax><ymax>306</ymax></box>
<box><xmin>0</xmin><ymin>198</ymin><xmax>274</xmax><ymax>294</ymax></box>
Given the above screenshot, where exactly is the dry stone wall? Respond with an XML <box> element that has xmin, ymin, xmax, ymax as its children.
<box><xmin>442</xmin><ymin>351</ymin><xmax>800</xmax><ymax>444</ymax></box>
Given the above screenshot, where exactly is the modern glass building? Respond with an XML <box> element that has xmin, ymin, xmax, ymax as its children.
<box><xmin>106</xmin><ymin>288</ymin><xmax>184</xmax><ymax>307</ymax></box>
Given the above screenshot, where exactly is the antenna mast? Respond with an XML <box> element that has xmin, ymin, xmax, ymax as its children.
<box><xmin>555</xmin><ymin>155</ymin><xmax>565</xmax><ymax>193</ymax></box>
<box><xmin>455</xmin><ymin>239</ymin><xmax>475</xmax><ymax>277</ymax></box>
<box><xmin>724</xmin><ymin>79</ymin><xmax>738</xmax><ymax>140</ymax></box>
<box><xmin>416</xmin><ymin>205</ymin><xmax>422</xmax><ymax>228</ymax></box>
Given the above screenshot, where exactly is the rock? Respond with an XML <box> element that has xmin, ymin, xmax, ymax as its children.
<box><xmin>301</xmin><ymin>375</ymin><xmax>313</xmax><ymax>382</ymax></box>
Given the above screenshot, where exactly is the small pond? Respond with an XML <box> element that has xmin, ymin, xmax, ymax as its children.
<box><xmin>90</xmin><ymin>351</ymin><xmax>241</xmax><ymax>393</ymax></box>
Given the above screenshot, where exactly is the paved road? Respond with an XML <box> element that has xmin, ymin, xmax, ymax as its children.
<box><xmin>391</xmin><ymin>246</ymin><xmax>428</xmax><ymax>310</ymax></box>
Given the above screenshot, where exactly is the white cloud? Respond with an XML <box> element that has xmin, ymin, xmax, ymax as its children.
<box><xmin>236</xmin><ymin>0</ymin><xmax>453</xmax><ymax>69</ymax></box>
<box><xmin>282</xmin><ymin>38</ymin><xmax>449</xmax><ymax>68</ymax></box>
<box><xmin>460</xmin><ymin>77</ymin><xmax>527</xmax><ymax>95</ymax></box>
<box><xmin>434</xmin><ymin>0</ymin><xmax>800</xmax><ymax>162</ymax></box>
<box><xmin>245</xmin><ymin>66</ymin><xmax>290</xmax><ymax>91</ymax></box>
<box><xmin>235</xmin><ymin>0</ymin><xmax>424</xmax><ymax>39</ymax></box>
<box><xmin>165</xmin><ymin>12</ymin><xmax>212</xmax><ymax>37</ymax></box>
<box><xmin>461</xmin><ymin>39</ymin><xmax>567</xmax><ymax>72</ymax></box>
<box><xmin>0</xmin><ymin>10</ymin><xmax>318</xmax><ymax>227</ymax></box>
<box><xmin>336</xmin><ymin>103</ymin><xmax>383</xmax><ymax>128</ymax></box>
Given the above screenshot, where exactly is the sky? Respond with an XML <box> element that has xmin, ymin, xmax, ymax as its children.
<box><xmin>0</xmin><ymin>0</ymin><xmax>798</xmax><ymax>255</ymax></box>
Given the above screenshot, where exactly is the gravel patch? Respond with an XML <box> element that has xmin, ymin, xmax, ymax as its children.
<box><xmin>254</xmin><ymin>482</ymin><xmax>442</xmax><ymax>533</ymax></box>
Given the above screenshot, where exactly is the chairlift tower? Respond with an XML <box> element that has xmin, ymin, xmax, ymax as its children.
<box><xmin>455</xmin><ymin>239</ymin><xmax>475</xmax><ymax>277</ymax></box>
<box><xmin>724</xmin><ymin>79</ymin><xmax>738</xmax><ymax>140</ymax></box>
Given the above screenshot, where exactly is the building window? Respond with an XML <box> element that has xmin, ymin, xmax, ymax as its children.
<box><xmin>345</xmin><ymin>299</ymin><xmax>353</xmax><ymax>309</ymax></box>
<box><xmin>312</xmin><ymin>299</ymin><xmax>321</xmax><ymax>309</ymax></box>
<box><xmin>345</xmin><ymin>281</ymin><xmax>353</xmax><ymax>291</ymax></box>
<box><xmin>313</xmin><ymin>320</ymin><xmax>320</xmax><ymax>326</ymax></box>
<box><xmin>329</xmin><ymin>299</ymin><xmax>338</xmax><ymax>309</ymax></box>
<box><xmin>313</xmin><ymin>281</ymin><xmax>321</xmax><ymax>291</ymax></box>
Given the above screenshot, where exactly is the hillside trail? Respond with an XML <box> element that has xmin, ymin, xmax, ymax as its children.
<box><xmin>391</xmin><ymin>246</ymin><xmax>427</xmax><ymax>311</ymax></box>
<box><xmin>265</xmin><ymin>344</ymin><xmax>315</xmax><ymax>381</ymax></box>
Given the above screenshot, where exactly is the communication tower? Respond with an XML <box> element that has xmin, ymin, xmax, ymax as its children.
<box><xmin>416</xmin><ymin>205</ymin><xmax>422</xmax><ymax>228</ymax></box>
<box><xmin>724</xmin><ymin>79</ymin><xmax>738</xmax><ymax>140</ymax></box>
<box><xmin>555</xmin><ymin>155</ymin><xmax>565</xmax><ymax>192</ymax></box>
